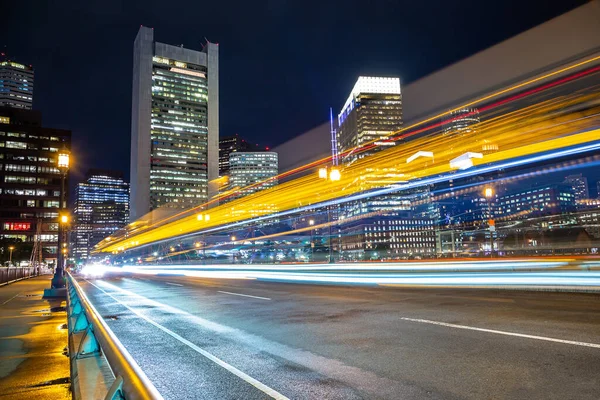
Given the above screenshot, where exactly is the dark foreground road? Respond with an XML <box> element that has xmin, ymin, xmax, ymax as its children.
<box><xmin>79</xmin><ymin>274</ymin><xmax>600</xmax><ymax>399</ymax></box>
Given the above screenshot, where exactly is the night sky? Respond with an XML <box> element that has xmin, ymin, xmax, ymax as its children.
<box><xmin>2</xmin><ymin>0</ymin><xmax>587</xmax><ymax>183</ymax></box>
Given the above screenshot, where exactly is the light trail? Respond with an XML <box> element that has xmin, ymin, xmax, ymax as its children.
<box><xmin>86</xmin><ymin>261</ymin><xmax>600</xmax><ymax>290</ymax></box>
<box><xmin>95</xmin><ymin>60</ymin><xmax>600</xmax><ymax>254</ymax></box>
<box><xmin>101</xmin><ymin>129</ymin><xmax>600</xmax><ymax>252</ymax></box>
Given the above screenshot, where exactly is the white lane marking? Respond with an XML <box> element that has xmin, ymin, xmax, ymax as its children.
<box><xmin>401</xmin><ymin>317</ymin><xmax>600</xmax><ymax>349</ymax></box>
<box><xmin>165</xmin><ymin>282</ymin><xmax>183</xmax><ymax>287</ymax></box>
<box><xmin>88</xmin><ymin>281</ymin><xmax>288</xmax><ymax>400</ymax></box>
<box><xmin>217</xmin><ymin>290</ymin><xmax>271</xmax><ymax>301</ymax></box>
<box><xmin>1</xmin><ymin>292</ymin><xmax>21</xmax><ymax>306</ymax></box>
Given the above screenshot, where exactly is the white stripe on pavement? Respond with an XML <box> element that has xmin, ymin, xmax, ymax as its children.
<box><xmin>401</xmin><ymin>317</ymin><xmax>600</xmax><ymax>349</ymax></box>
<box><xmin>1</xmin><ymin>292</ymin><xmax>21</xmax><ymax>306</ymax></box>
<box><xmin>217</xmin><ymin>290</ymin><xmax>271</xmax><ymax>300</ymax></box>
<box><xmin>165</xmin><ymin>282</ymin><xmax>183</xmax><ymax>287</ymax></box>
<box><xmin>88</xmin><ymin>281</ymin><xmax>288</xmax><ymax>400</ymax></box>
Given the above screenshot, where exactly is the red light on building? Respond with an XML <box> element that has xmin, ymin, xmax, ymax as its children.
<box><xmin>4</xmin><ymin>222</ymin><xmax>32</xmax><ymax>231</ymax></box>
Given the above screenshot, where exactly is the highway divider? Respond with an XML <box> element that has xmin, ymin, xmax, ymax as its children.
<box><xmin>66</xmin><ymin>272</ymin><xmax>163</xmax><ymax>400</ymax></box>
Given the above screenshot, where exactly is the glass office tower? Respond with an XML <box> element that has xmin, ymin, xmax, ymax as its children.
<box><xmin>72</xmin><ymin>170</ymin><xmax>129</xmax><ymax>261</ymax></box>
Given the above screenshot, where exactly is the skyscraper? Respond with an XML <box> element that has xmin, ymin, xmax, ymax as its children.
<box><xmin>337</xmin><ymin>76</ymin><xmax>402</xmax><ymax>164</ymax></box>
<box><xmin>130</xmin><ymin>26</ymin><xmax>219</xmax><ymax>221</ymax></box>
<box><xmin>334</xmin><ymin>77</ymin><xmax>437</xmax><ymax>259</ymax></box>
<box><xmin>0</xmin><ymin>57</ymin><xmax>34</xmax><ymax>110</ymax></box>
<box><xmin>72</xmin><ymin>170</ymin><xmax>129</xmax><ymax>261</ymax></box>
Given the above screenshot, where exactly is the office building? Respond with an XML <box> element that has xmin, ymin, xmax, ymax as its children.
<box><xmin>72</xmin><ymin>170</ymin><xmax>129</xmax><ymax>261</ymax></box>
<box><xmin>219</xmin><ymin>134</ymin><xmax>263</xmax><ymax>176</ymax></box>
<box><xmin>564</xmin><ymin>174</ymin><xmax>589</xmax><ymax>204</ymax></box>
<box><xmin>0</xmin><ymin>107</ymin><xmax>70</xmax><ymax>262</ymax></box>
<box><xmin>337</xmin><ymin>76</ymin><xmax>402</xmax><ymax>164</ymax></box>
<box><xmin>0</xmin><ymin>57</ymin><xmax>34</xmax><ymax>110</ymax></box>
<box><xmin>130</xmin><ymin>26</ymin><xmax>219</xmax><ymax>221</ymax></box>
<box><xmin>229</xmin><ymin>152</ymin><xmax>278</xmax><ymax>195</ymax></box>
<box><xmin>497</xmin><ymin>184</ymin><xmax>576</xmax><ymax>218</ymax></box>
<box><xmin>340</xmin><ymin>215</ymin><xmax>437</xmax><ymax>260</ymax></box>
<box><xmin>335</xmin><ymin>77</ymin><xmax>438</xmax><ymax>258</ymax></box>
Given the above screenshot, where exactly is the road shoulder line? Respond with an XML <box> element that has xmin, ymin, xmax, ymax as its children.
<box><xmin>401</xmin><ymin>317</ymin><xmax>600</xmax><ymax>349</ymax></box>
<box><xmin>217</xmin><ymin>290</ymin><xmax>271</xmax><ymax>300</ymax></box>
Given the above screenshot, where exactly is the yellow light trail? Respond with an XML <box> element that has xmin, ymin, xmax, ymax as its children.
<box><xmin>96</xmin><ymin>85</ymin><xmax>600</xmax><ymax>254</ymax></box>
<box><xmin>101</xmin><ymin>55</ymin><xmax>600</xmax><ymax>242</ymax></box>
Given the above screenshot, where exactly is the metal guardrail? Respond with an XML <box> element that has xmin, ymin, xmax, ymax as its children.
<box><xmin>66</xmin><ymin>272</ymin><xmax>163</xmax><ymax>400</ymax></box>
<box><xmin>0</xmin><ymin>267</ymin><xmax>36</xmax><ymax>286</ymax></box>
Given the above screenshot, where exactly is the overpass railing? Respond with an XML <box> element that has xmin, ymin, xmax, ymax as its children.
<box><xmin>66</xmin><ymin>272</ymin><xmax>163</xmax><ymax>400</ymax></box>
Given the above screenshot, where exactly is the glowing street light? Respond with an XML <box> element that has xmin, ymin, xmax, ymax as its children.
<box><xmin>8</xmin><ymin>246</ymin><xmax>15</xmax><ymax>263</ymax></box>
<box><xmin>230</xmin><ymin>236</ymin><xmax>236</xmax><ymax>241</ymax></box>
<box><xmin>329</xmin><ymin>168</ymin><xmax>341</xmax><ymax>181</ymax></box>
<box><xmin>484</xmin><ymin>187</ymin><xmax>495</xmax><ymax>258</ymax></box>
<box><xmin>308</xmin><ymin>219</ymin><xmax>315</xmax><ymax>226</ymax></box>
<box><xmin>51</xmin><ymin>148</ymin><xmax>70</xmax><ymax>290</ymax></box>
<box><xmin>197</xmin><ymin>213</ymin><xmax>210</xmax><ymax>221</ymax></box>
<box><xmin>57</xmin><ymin>151</ymin><xmax>70</xmax><ymax>171</ymax></box>
<box><xmin>194</xmin><ymin>242</ymin><xmax>201</xmax><ymax>248</ymax></box>
<box><xmin>318</xmin><ymin>167</ymin><xmax>328</xmax><ymax>179</ymax></box>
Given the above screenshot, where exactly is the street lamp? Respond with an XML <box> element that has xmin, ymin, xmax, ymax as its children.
<box><xmin>52</xmin><ymin>149</ymin><xmax>70</xmax><ymax>289</ymax></box>
<box><xmin>484</xmin><ymin>187</ymin><xmax>495</xmax><ymax>258</ymax></box>
<box><xmin>308</xmin><ymin>219</ymin><xmax>315</xmax><ymax>262</ymax></box>
<box><xmin>318</xmin><ymin>167</ymin><xmax>342</xmax><ymax>263</ymax></box>
<box><xmin>8</xmin><ymin>246</ymin><xmax>14</xmax><ymax>264</ymax></box>
<box><xmin>196</xmin><ymin>213</ymin><xmax>210</xmax><ymax>264</ymax></box>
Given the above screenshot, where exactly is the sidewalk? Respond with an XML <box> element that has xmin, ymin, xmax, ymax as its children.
<box><xmin>0</xmin><ymin>275</ymin><xmax>70</xmax><ymax>399</ymax></box>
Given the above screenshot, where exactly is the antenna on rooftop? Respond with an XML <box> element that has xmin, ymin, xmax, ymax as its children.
<box><xmin>330</xmin><ymin>107</ymin><xmax>339</xmax><ymax>166</ymax></box>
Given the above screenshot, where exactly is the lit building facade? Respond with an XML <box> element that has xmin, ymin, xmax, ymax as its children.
<box><xmin>337</xmin><ymin>76</ymin><xmax>402</xmax><ymax>164</ymax></box>
<box><xmin>130</xmin><ymin>26</ymin><xmax>219</xmax><ymax>221</ymax></box>
<box><xmin>340</xmin><ymin>216</ymin><xmax>437</xmax><ymax>260</ymax></box>
<box><xmin>229</xmin><ymin>152</ymin><xmax>278</xmax><ymax>195</ymax></box>
<box><xmin>219</xmin><ymin>134</ymin><xmax>262</xmax><ymax>176</ymax></box>
<box><xmin>0</xmin><ymin>107</ymin><xmax>70</xmax><ymax>262</ymax></box>
<box><xmin>72</xmin><ymin>170</ymin><xmax>129</xmax><ymax>261</ymax></box>
<box><xmin>334</xmin><ymin>77</ymin><xmax>439</xmax><ymax>258</ymax></box>
<box><xmin>0</xmin><ymin>58</ymin><xmax>34</xmax><ymax>110</ymax></box>
<box><xmin>497</xmin><ymin>185</ymin><xmax>576</xmax><ymax>218</ymax></box>
<box><xmin>563</xmin><ymin>174</ymin><xmax>589</xmax><ymax>204</ymax></box>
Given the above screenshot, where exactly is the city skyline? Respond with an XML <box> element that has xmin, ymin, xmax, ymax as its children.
<box><xmin>3</xmin><ymin>4</ymin><xmax>600</xmax><ymax>400</ymax></box>
<box><xmin>2</xmin><ymin>1</ymin><xmax>587</xmax><ymax>183</ymax></box>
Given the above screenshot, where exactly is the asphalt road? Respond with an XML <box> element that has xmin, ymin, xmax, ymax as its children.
<box><xmin>79</xmin><ymin>274</ymin><xmax>600</xmax><ymax>399</ymax></box>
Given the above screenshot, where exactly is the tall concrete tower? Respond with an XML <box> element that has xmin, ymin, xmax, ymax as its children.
<box><xmin>130</xmin><ymin>26</ymin><xmax>219</xmax><ymax>221</ymax></box>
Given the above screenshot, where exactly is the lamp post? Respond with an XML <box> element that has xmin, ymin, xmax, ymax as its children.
<box><xmin>484</xmin><ymin>187</ymin><xmax>495</xmax><ymax>258</ymax></box>
<box><xmin>308</xmin><ymin>219</ymin><xmax>315</xmax><ymax>262</ymax></box>
<box><xmin>318</xmin><ymin>167</ymin><xmax>341</xmax><ymax>263</ymax></box>
<box><xmin>52</xmin><ymin>150</ymin><xmax>69</xmax><ymax>288</ymax></box>
<box><xmin>8</xmin><ymin>246</ymin><xmax>14</xmax><ymax>265</ymax></box>
<box><xmin>197</xmin><ymin>213</ymin><xmax>210</xmax><ymax>264</ymax></box>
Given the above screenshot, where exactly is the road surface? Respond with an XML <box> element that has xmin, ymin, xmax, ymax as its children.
<box><xmin>79</xmin><ymin>274</ymin><xmax>600</xmax><ymax>399</ymax></box>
